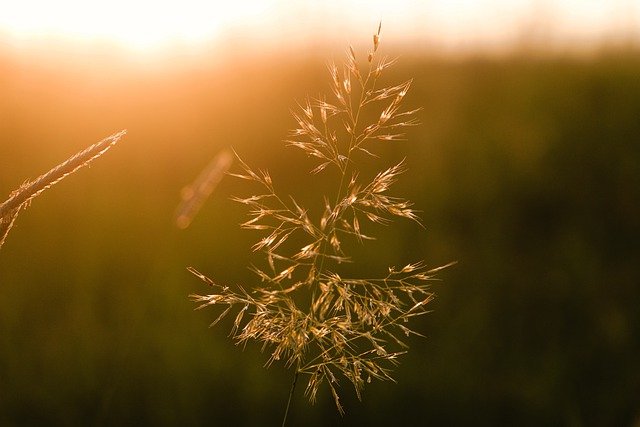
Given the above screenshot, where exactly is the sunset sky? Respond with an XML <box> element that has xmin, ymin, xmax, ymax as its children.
<box><xmin>1</xmin><ymin>0</ymin><xmax>638</xmax><ymax>54</ymax></box>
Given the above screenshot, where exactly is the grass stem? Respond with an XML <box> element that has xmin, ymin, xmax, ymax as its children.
<box><xmin>281</xmin><ymin>370</ymin><xmax>299</xmax><ymax>427</ymax></box>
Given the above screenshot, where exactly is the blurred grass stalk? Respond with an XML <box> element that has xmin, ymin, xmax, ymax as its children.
<box><xmin>0</xmin><ymin>129</ymin><xmax>126</xmax><ymax>250</ymax></box>
<box><xmin>175</xmin><ymin>147</ymin><xmax>234</xmax><ymax>230</ymax></box>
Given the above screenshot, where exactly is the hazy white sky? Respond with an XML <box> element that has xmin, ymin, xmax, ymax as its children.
<box><xmin>0</xmin><ymin>0</ymin><xmax>638</xmax><ymax>52</ymax></box>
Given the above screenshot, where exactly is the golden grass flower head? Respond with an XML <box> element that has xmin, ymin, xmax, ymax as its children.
<box><xmin>190</xmin><ymin>24</ymin><xmax>452</xmax><ymax>420</ymax></box>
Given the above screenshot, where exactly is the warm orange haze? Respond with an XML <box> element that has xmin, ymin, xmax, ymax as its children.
<box><xmin>1</xmin><ymin>1</ymin><xmax>639</xmax><ymax>426</ymax></box>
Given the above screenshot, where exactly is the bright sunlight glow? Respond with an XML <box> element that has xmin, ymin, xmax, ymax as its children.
<box><xmin>0</xmin><ymin>0</ymin><xmax>638</xmax><ymax>53</ymax></box>
<box><xmin>0</xmin><ymin>0</ymin><xmax>277</xmax><ymax>50</ymax></box>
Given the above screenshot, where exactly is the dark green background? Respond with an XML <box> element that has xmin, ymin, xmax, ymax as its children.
<box><xmin>1</xmin><ymin>41</ymin><xmax>639</xmax><ymax>426</ymax></box>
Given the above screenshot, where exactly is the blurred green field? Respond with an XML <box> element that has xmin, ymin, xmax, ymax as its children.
<box><xmin>1</xmin><ymin>43</ymin><xmax>639</xmax><ymax>426</ymax></box>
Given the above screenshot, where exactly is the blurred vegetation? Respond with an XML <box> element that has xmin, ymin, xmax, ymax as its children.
<box><xmin>0</xmin><ymin>42</ymin><xmax>639</xmax><ymax>426</ymax></box>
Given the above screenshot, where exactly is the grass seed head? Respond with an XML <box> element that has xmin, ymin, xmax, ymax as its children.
<box><xmin>190</xmin><ymin>24</ymin><xmax>452</xmax><ymax>416</ymax></box>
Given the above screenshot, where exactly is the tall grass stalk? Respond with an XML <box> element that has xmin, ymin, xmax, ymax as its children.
<box><xmin>0</xmin><ymin>130</ymin><xmax>126</xmax><ymax>250</ymax></box>
<box><xmin>190</xmin><ymin>25</ymin><xmax>451</xmax><ymax>423</ymax></box>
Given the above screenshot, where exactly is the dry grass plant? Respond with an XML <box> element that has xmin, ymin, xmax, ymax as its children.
<box><xmin>0</xmin><ymin>130</ymin><xmax>126</xmax><ymax>250</ymax></box>
<box><xmin>190</xmin><ymin>25</ymin><xmax>451</xmax><ymax>423</ymax></box>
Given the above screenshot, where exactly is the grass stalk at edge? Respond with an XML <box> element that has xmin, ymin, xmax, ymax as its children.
<box><xmin>0</xmin><ymin>129</ymin><xmax>127</xmax><ymax>250</ymax></box>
